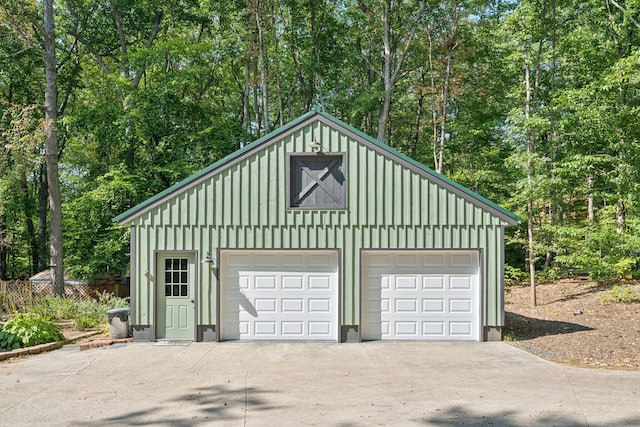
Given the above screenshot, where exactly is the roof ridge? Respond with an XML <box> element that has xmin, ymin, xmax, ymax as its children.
<box><xmin>114</xmin><ymin>110</ymin><xmax>520</xmax><ymax>224</ymax></box>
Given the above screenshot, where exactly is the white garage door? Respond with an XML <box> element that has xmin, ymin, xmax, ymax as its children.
<box><xmin>219</xmin><ymin>250</ymin><xmax>339</xmax><ymax>341</ymax></box>
<box><xmin>362</xmin><ymin>250</ymin><xmax>481</xmax><ymax>341</ymax></box>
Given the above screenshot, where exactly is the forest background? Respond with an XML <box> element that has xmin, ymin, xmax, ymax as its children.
<box><xmin>1</xmin><ymin>0</ymin><xmax>639</xmax><ymax>295</ymax></box>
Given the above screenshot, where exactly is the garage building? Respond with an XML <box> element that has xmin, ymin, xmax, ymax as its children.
<box><xmin>114</xmin><ymin>110</ymin><xmax>520</xmax><ymax>342</ymax></box>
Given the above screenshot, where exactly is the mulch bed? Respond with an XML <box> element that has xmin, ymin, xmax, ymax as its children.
<box><xmin>505</xmin><ymin>278</ymin><xmax>640</xmax><ymax>370</ymax></box>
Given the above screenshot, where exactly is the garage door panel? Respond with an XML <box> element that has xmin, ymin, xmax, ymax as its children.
<box><xmin>450</xmin><ymin>276</ymin><xmax>473</xmax><ymax>290</ymax></box>
<box><xmin>309</xmin><ymin>253</ymin><xmax>332</xmax><ymax>268</ymax></box>
<box><xmin>282</xmin><ymin>254</ymin><xmax>304</xmax><ymax>267</ymax></box>
<box><xmin>395</xmin><ymin>322</ymin><xmax>418</xmax><ymax>336</ymax></box>
<box><xmin>362</xmin><ymin>251</ymin><xmax>480</xmax><ymax>341</ymax></box>
<box><xmin>309</xmin><ymin>275</ymin><xmax>331</xmax><ymax>290</ymax></box>
<box><xmin>235</xmin><ymin>321</ymin><xmax>249</xmax><ymax>335</ymax></box>
<box><xmin>395</xmin><ymin>299</ymin><xmax>418</xmax><ymax>313</ymax></box>
<box><xmin>397</xmin><ymin>254</ymin><xmax>419</xmax><ymax>267</ymax></box>
<box><xmin>395</xmin><ymin>276</ymin><xmax>418</xmax><ymax>290</ymax></box>
<box><xmin>226</xmin><ymin>254</ymin><xmax>251</xmax><ymax>267</ymax></box>
<box><xmin>309</xmin><ymin>321</ymin><xmax>332</xmax><ymax>335</ymax></box>
<box><xmin>368</xmin><ymin>254</ymin><xmax>391</xmax><ymax>267</ymax></box>
<box><xmin>308</xmin><ymin>298</ymin><xmax>332</xmax><ymax>312</ymax></box>
<box><xmin>423</xmin><ymin>321</ymin><xmax>445</xmax><ymax>336</ymax></box>
<box><xmin>282</xmin><ymin>322</ymin><xmax>303</xmax><ymax>335</ymax></box>
<box><xmin>281</xmin><ymin>299</ymin><xmax>304</xmax><ymax>312</ymax></box>
<box><xmin>423</xmin><ymin>276</ymin><xmax>445</xmax><ymax>289</ymax></box>
<box><xmin>238</xmin><ymin>276</ymin><xmax>250</xmax><ymax>289</ymax></box>
<box><xmin>450</xmin><ymin>322</ymin><xmax>473</xmax><ymax>336</ymax></box>
<box><xmin>255</xmin><ymin>276</ymin><xmax>277</xmax><ymax>289</ymax></box>
<box><xmin>255</xmin><ymin>254</ymin><xmax>278</xmax><ymax>267</ymax></box>
<box><xmin>254</xmin><ymin>298</ymin><xmax>277</xmax><ymax>312</ymax></box>
<box><xmin>423</xmin><ymin>254</ymin><xmax>445</xmax><ymax>267</ymax></box>
<box><xmin>450</xmin><ymin>299</ymin><xmax>473</xmax><ymax>313</ymax></box>
<box><xmin>282</xmin><ymin>276</ymin><xmax>303</xmax><ymax>289</ymax></box>
<box><xmin>255</xmin><ymin>322</ymin><xmax>277</xmax><ymax>336</ymax></box>
<box><xmin>449</xmin><ymin>253</ymin><xmax>474</xmax><ymax>268</ymax></box>
<box><xmin>220</xmin><ymin>250</ymin><xmax>338</xmax><ymax>341</ymax></box>
<box><xmin>423</xmin><ymin>299</ymin><xmax>445</xmax><ymax>313</ymax></box>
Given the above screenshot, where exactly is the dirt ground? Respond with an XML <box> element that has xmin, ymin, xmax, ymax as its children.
<box><xmin>505</xmin><ymin>278</ymin><xmax>640</xmax><ymax>371</ymax></box>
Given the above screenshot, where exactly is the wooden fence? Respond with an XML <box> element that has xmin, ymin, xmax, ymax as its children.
<box><xmin>0</xmin><ymin>280</ymin><xmax>129</xmax><ymax>312</ymax></box>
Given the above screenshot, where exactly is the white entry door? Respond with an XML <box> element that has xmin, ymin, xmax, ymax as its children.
<box><xmin>219</xmin><ymin>250</ymin><xmax>339</xmax><ymax>341</ymax></box>
<box><xmin>362</xmin><ymin>250</ymin><xmax>481</xmax><ymax>341</ymax></box>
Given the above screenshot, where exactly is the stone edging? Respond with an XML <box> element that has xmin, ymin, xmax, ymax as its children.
<box><xmin>0</xmin><ymin>330</ymin><xmax>103</xmax><ymax>362</ymax></box>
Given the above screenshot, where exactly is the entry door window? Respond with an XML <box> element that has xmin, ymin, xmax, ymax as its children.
<box><xmin>164</xmin><ymin>258</ymin><xmax>189</xmax><ymax>297</ymax></box>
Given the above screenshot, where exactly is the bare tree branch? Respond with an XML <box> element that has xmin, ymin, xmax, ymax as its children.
<box><xmin>133</xmin><ymin>11</ymin><xmax>163</xmax><ymax>88</ymax></box>
<box><xmin>108</xmin><ymin>0</ymin><xmax>129</xmax><ymax>78</ymax></box>
<box><xmin>608</xmin><ymin>0</ymin><xmax>640</xmax><ymax>29</ymax></box>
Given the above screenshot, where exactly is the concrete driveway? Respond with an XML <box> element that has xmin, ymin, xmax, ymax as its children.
<box><xmin>0</xmin><ymin>341</ymin><xmax>638</xmax><ymax>426</ymax></box>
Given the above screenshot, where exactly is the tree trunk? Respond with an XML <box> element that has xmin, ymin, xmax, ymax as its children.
<box><xmin>311</xmin><ymin>3</ymin><xmax>324</xmax><ymax>111</ymax></box>
<box><xmin>524</xmin><ymin>57</ymin><xmax>536</xmax><ymax>307</ymax></box>
<box><xmin>587</xmin><ymin>175</ymin><xmax>595</xmax><ymax>223</ymax></box>
<box><xmin>375</xmin><ymin>0</ymin><xmax>426</xmax><ymax>144</ymax></box>
<box><xmin>411</xmin><ymin>70</ymin><xmax>425</xmax><ymax>159</ymax></box>
<box><xmin>21</xmin><ymin>174</ymin><xmax>37</xmax><ymax>275</ymax></box>
<box><xmin>616</xmin><ymin>197</ymin><xmax>625</xmax><ymax>234</ymax></box>
<box><xmin>436</xmin><ymin>8</ymin><xmax>458</xmax><ymax>174</ymax></box>
<box><xmin>271</xmin><ymin>1</ymin><xmax>284</xmax><ymax>125</ymax></box>
<box><xmin>249</xmin><ymin>15</ymin><xmax>261</xmax><ymax>138</ymax></box>
<box><xmin>44</xmin><ymin>0</ymin><xmax>64</xmax><ymax>296</ymax></box>
<box><xmin>0</xmin><ymin>214</ymin><xmax>7</xmax><ymax>280</ymax></box>
<box><xmin>255</xmin><ymin>0</ymin><xmax>269</xmax><ymax>133</ymax></box>
<box><xmin>37</xmin><ymin>162</ymin><xmax>48</xmax><ymax>271</ymax></box>
<box><xmin>242</xmin><ymin>53</ymin><xmax>251</xmax><ymax>146</ymax></box>
<box><xmin>377</xmin><ymin>0</ymin><xmax>393</xmax><ymax>144</ymax></box>
<box><xmin>437</xmin><ymin>38</ymin><xmax>454</xmax><ymax>174</ymax></box>
<box><xmin>428</xmin><ymin>33</ymin><xmax>439</xmax><ymax>170</ymax></box>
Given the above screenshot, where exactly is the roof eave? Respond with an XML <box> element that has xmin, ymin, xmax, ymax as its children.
<box><xmin>113</xmin><ymin>109</ymin><xmax>320</xmax><ymax>225</ymax></box>
<box><xmin>114</xmin><ymin>109</ymin><xmax>520</xmax><ymax>226</ymax></box>
<box><xmin>315</xmin><ymin>112</ymin><xmax>521</xmax><ymax>225</ymax></box>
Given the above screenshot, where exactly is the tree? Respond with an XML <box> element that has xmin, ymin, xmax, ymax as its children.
<box><xmin>0</xmin><ymin>0</ymin><xmax>64</xmax><ymax>291</ymax></box>
<box><xmin>349</xmin><ymin>0</ymin><xmax>427</xmax><ymax>144</ymax></box>
<box><xmin>43</xmin><ymin>0</ymin><xmax>64</xmax><ymax>296</ymax></box>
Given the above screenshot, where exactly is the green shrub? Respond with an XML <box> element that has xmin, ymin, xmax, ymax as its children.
<box><xmin>23</xmin><ymin>293</ymin><xmax>129</xmax><ymax>330</ymax></box>
<box><xmin>504</xmin><ymin>265</ymin><xmax>527</xmax><ymax>286</ymax></box>
<box><xmin>0</xmin><ymin>313</ymin><xmax>64</xmax><ymax>349</ymax></box>
<box><xmin>0</xmin><ymin>329</ymin><xmax>22</xmax><ymax>350</ymax></box>
<box><xmin>614</xmin><ymin>258</ymin><xmax>637</xmax><ymax>280</ymax></box>
<box><xmin>601</xmin><ymin>285</ymin><xmax>640</xmax><ymax>305</ymax></box>
<box><xmin>26</xmin><ymin>295</ymin><xmax>79</xmax><ymax>320</ymax></box>
<box><xmin>502</xmin><ymin>329</ymin><xmax>517</xmax><ymax>342</ymax></box>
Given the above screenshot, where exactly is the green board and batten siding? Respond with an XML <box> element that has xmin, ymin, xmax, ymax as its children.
<box><xmin>117</xmin><ymin>111</ymin><xmax>519</xmax><ymax>337</ymax></box>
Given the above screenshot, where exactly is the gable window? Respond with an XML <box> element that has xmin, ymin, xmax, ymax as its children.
<box><xmin>288</xmin><ymin>153</ymin><xmax>346</xmax><ymax>209</ymax></box>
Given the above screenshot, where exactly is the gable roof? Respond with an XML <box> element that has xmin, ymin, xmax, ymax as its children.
<box><xmin>114</xmin><ymin>110</ymin><xmax>521</xmax><ymax>225</ymax></box>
